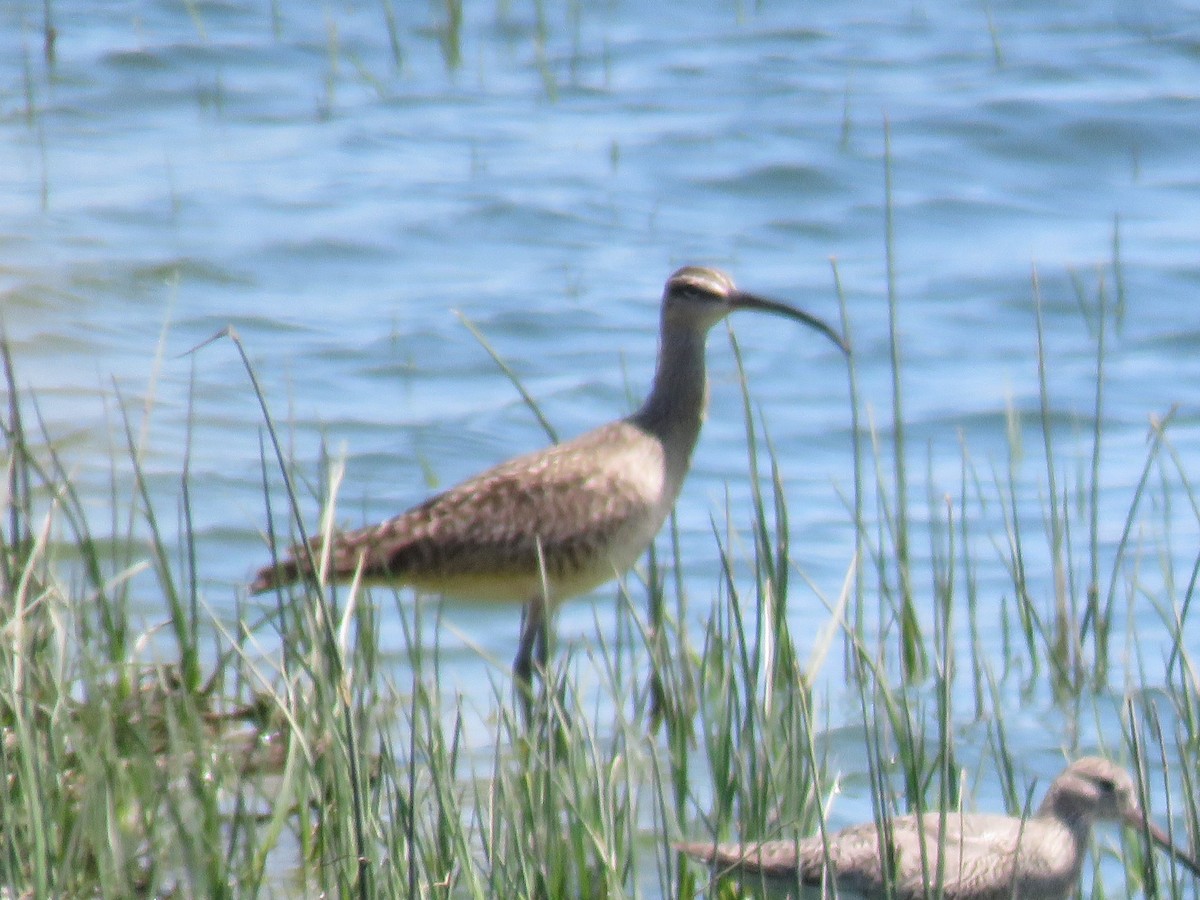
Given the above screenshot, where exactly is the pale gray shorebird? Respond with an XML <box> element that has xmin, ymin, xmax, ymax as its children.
<box><xmin>677</xmin><ymin>757</ymin><xmax>1200</xmax><ymax>899</ymax></box>
<box><xmin>250</xmin><ymin>266</ymin><xmax>848</xmax><ymax>690</ymax></box>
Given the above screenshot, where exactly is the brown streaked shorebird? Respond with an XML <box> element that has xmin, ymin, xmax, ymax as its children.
<box><xmin>676</xmin><ymin>756</ymin><xmax>1200</xmax><ymax>899</ymax></box>
<box><xmin>250</xmin><ymin>265</ymin><xmax>848</xmax><ymax>689</ymax></box>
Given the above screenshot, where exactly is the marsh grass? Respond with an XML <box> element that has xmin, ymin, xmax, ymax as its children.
<box><xmin>3</xmin><ymin>226</ymin><xmax>1200</xmax><ymax>898</ymax></box>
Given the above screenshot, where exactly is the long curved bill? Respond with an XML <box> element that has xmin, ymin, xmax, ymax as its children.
<box><xmin>731</xmin><ymin>290</ymin><xmax>850</xmax><ymax>356</ymax></box>
<box><xmin>1129</xmin><ymin>811</ymin><xmax>1200</xmax><ymax>878</ymax></box>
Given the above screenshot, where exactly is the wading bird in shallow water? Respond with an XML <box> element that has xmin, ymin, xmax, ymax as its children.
<box><xmin>676</xmin><ymin>756</ymin><xmax>1200</xmax><ymax>900</ymax></box>
<box><xmin>250</xmin><ymin>266</ymin><xmax>848</xmax><ymax>692</ymax></box>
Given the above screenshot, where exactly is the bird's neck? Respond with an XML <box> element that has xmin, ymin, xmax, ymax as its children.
<box><xmin>1034</xmin><ymin>792</ymin><xmax>1093</xmax><ymax>863</ymax></box>
<box><xmin>629</xmin><ymin>321</ymin><xmax>709</xmax><ymax>483</ymax></box>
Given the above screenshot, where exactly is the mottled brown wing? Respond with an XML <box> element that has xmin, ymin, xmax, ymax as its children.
<box><xmin>676</xmin><ymin>838</ymin><xmax>825</xmax><ymax>885</ymax></box>
<box><xmin>251</xmin><ymin>421</ymin><xmax>667</xmax><ymax>599</ymax></box>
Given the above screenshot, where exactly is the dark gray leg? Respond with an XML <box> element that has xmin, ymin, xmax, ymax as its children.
<box><xmin>513</xmin><ymin>601</ymin><xmax>544</xmax><ymax>690</ymax></box>
<box><xmin>534</xmin><ymin>607</ymin><xmax>549</xmax><ymax>671</ymax></box>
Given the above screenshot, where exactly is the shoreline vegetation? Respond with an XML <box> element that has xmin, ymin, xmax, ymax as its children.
<box><xmin>3</xmin><ymin>227</ymin><xmax>1199</xmax><ymax>898</ymax></box>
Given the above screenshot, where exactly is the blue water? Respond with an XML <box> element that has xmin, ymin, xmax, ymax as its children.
<box><xmin>3</xmin><ymin>0</ymin><xmax>1200</xmax><ymax>888</ymax></box>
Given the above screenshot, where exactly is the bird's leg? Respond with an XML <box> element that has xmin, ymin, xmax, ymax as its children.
<box><xmin>513</xmin><ymin>599</ymin><xmax>544</xmax><ymax>698</ymax></box>
<box><xmin>527</xmin><ymin>536</ymin><xmax>553</xmax><ymax>677</ymax></box>
<box><xmin>515</xmin><ymin>597</ymin><xmax>557</xmax><ymax>729</ymax></box>
<box><xmin>534</xmin><ymin>604</ymin><xmax>549</xmax><ymax>671</ymax></box>
<box><xmin>514</xmin><ymin>539</ymin><xmax>556</xmax><ymax>724</ymax></box>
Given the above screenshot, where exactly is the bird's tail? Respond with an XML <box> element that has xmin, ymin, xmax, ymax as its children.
<box><xmin>249</xmin><ymin>553</ymin><xmax>306</xmax><ymax>594</ymax></box>
<box><xmin>250</xmin><ymin>527</ymin><xmax>377</xmax><ymax>594</ymax></box>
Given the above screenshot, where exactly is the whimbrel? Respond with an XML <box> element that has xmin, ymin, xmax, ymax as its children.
<box><xmin>251</xmin><ymin>266</ymin><xmax>848</xmax><ymax>688</ymax></box>
<box><xmin>677</xmin><ymin>756</ymin><xmax>1200</xmax><ymax>899</ymax></box>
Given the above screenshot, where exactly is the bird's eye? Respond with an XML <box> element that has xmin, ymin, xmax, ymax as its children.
<box><xmin>1095</xmin><ymin>777</ymin><xmax>1116</xmax><ymax>793</ymax></box>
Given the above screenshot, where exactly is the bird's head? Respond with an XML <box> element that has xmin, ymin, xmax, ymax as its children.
<box><xmin>661</xmin><ymin>265</ymin><xmax>848</xmax><ymax>354</ymax></box>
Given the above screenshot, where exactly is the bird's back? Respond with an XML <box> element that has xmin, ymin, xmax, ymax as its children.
<box><xmin>679</xmin><ymin>811</ymin><xmax>1081</xmax><ymax>900</ymax></box>
<box><xmin>252</xmin><ymin>419</ymin><xmax>675</xmax><ymax>603</ymax></box>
